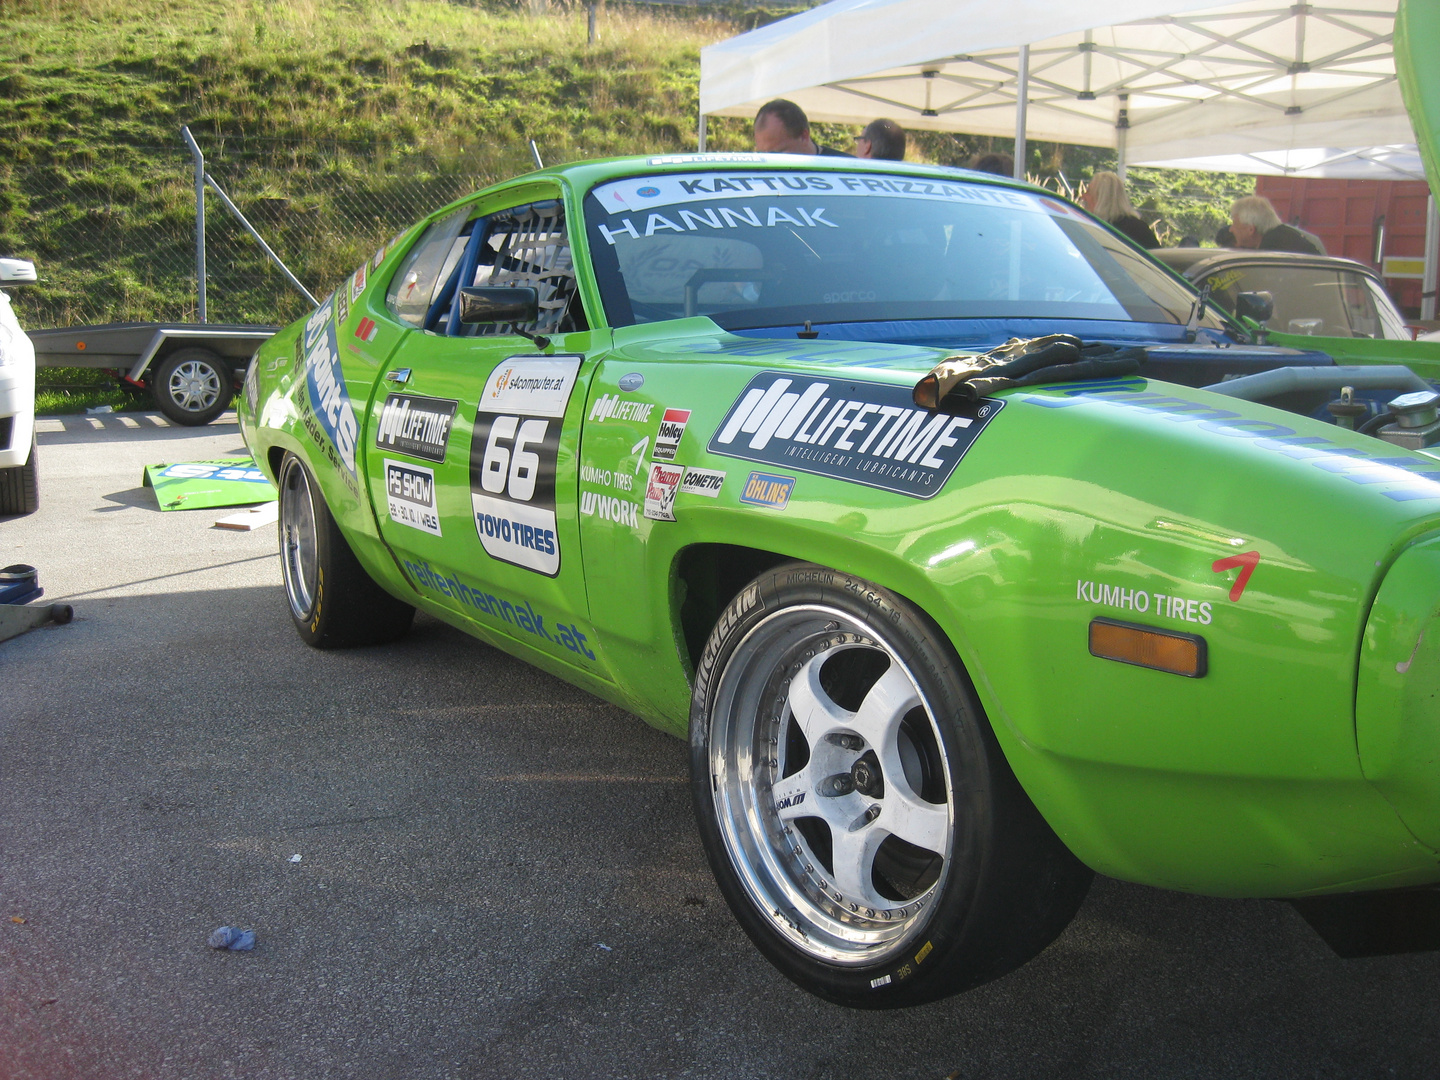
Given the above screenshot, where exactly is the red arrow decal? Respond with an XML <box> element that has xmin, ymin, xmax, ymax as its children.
<box><xmin>1212</xmin><ymin>550</ymin><xmax>1261</xmax><ymax>602</ymax></box>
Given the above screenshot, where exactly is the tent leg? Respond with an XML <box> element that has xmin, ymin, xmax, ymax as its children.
<box><xmin>698</xmin><ymin>114</ymin><xmax>707</xmax><ymax>153</ymax></box>
<box><xmin>1424</xmin><ymin>193</ymin><xmax>1438</xmax><ymax>322</ymax></box>
<box><xmin>1116</xmin><ymin>93</ymin><xmax>1130</xmax><ymax>181</ymax></box>
<box><xmin>1014</xmin><ymin>44</ymin><xmax>1029</xmax><ymax>181</ymax></box>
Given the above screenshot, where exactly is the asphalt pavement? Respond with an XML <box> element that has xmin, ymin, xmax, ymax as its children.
<box><xmin>3</xmin><ymin>411</ymin><xmax>1440</xmax><ymax>1080</ymax></box>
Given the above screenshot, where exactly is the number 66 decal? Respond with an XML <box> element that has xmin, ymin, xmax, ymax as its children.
<box><xmin>469</xmin><ymin>356</ymin><xmax>582</xmax><ymax>577</ymax></box>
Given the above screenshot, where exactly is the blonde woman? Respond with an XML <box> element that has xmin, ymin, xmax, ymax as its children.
<box><xmin>1081</xmin><ymin>171</ymin><xmax>1159</xmax><ymax>249</ymax></box>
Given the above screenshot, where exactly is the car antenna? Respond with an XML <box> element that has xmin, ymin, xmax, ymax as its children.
<box><xmin>530</xmin><ymin>140</ymin><xmax>544</xmax><ymax>170</ymax></box>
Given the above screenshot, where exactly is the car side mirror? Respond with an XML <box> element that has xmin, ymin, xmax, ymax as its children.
<box><xmin>1235</xmin><ymin>290</ymin><xmax>1274</xmax><ymax>325</ymax></box>
<box><xmin>0</xmin><ymin>258</ymin><xmax>36</xmax><ymax>285</ymax></box>
<box><xmin>458</xmin><ymin>286</ymin><xmax>539</xmax><ymax>326</ymax></box>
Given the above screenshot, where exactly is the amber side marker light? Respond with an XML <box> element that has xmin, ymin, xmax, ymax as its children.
<box><xmin>1089</xmin><ymin>617</ymin><xmax>1207</xmax><ymax>678</ymax></box>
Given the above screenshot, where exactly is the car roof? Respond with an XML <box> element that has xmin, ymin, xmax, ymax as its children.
<box><xmin>1152</xmin><ymin>247</ymin><xmax>1383</xmax><ymax>283</ymax></box>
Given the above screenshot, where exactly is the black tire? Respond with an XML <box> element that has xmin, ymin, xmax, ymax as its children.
<box><xmin>277</xmin><ymin>452</ymin><xmax>414</xmax><ymax>648</ymax></box>
<box><xmin>0</xmin><ymin>434</ymin><xmax>38</xmax><ymax>516</ymax></box>
<box><xmin>690</xmin><ymin>562</ymin><xmax>1092</xmax><ymax>1008</ymax></box>
<box><xmin>151</xmin><ymin>348</ymin><xmax>234</xmax><ymax>426</ymax></box>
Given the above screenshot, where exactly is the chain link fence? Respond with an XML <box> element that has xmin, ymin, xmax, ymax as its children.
<box><xmin>6</xmin><ymin>132</ymin><xmax>481</xmax><ymax>329</ymax></box>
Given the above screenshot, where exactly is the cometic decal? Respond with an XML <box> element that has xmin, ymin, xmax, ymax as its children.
<box><xmin>652</xmin><ymin>408</ymin><xmax>691</xmax><ymax>461</ymax></box>
<box><xmin>375</xmin><ymin>393</ymin><xmax>457</xmax><ymax>463</ymax></box>
<box><xmin>679</xmin><ymin>467</ymin><xmax>725</xmax><ymax>497</ymax></box>
<box><xmin>709</xmin><ymin>371</ymin><xmax>1001</xmax><ymax>498</ymax></box>
<box><xmin>385</xmin><ymin>459</ymin><xmax>441</xmax><ymax>537</ymax></box>
<box><xmin>644</xmin><ymin>462</ymin><xmax>684</xmax><ymax>521</ymax></box>
<box><xmin>301</xmin><ymin>295</ymin><xmax>359</xmax><ymax>477</ymax></box>
<box><xmin>470</xmin><ymin>356</ymin><xmax>582</xmax><ymax>576</ymax></box>
<box><xmin>401</xmin><ymin>558</ymin><xmax>596</xmax><ymax>661</ymax></box>
<box><xmin>739</xmin><ymin>471</ymin><xmax>794</xmax><ymax>510</ymax></box>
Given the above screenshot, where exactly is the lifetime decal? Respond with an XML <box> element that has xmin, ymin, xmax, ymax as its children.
<box><xmin>1020</xmin><ymin>381</ymin><xmax>1440</xmax><ymax>504</ymax></box>
<box><xmin>709</xmin><ymin>372</ymin><xmax>1002</xmax><ymax>499</ymax></box>
<box><xmin>470</xmin><ymin>356</ymin><xmax>582</xmax><ymax>576</ymax></box>
<box><xmin>644</xmin><ymin>462</ymin><xmax>684</xmax><ymax>521</ymax></box>
<box><xmin>375</xmin><ymin>393</ymin><xmax>457</xmax><ymax>463</ymax></box>
<box><xmin>301</xmin><ymin>295</ymin><xmax>359</xmax><ymax>476</ymax></box>
<box><xmin>679</xmin><ymin>467</ymin><xmax>725</xmax><ymax>497</ymax></box>
<box><xmin>401</xmin><ymin>558</ymin><xmax>596</xmax><ymax>661</ymax></box>
<box><xmin>739</xmin><ymin>471</ymin><xmax>794</xmax><ymax>510</ymax></box>
<box><xmin>355</xmin><ymin>317</ymin><xmax>379</xmax><ymax>343</ymax></box>
<box><xmin>589</xmin><ymin>394</ymin><xmax>654</xmax><ymax>424</ymax></box>
<box><xmin>1212</xmin><ymin>550</ymin><xmax>1261</xmax><ymax>601</ymax></box>
<box><xmin>1077</xmin><ymin>579</ymin><xmax>1213</xmax><ymax>626</ymax></box>
<box><xmin>385</xmin><ymin>459</ymin><xmax>441</xmax><ymax>537</ymax></box>
<box><xmin>580</xmin><ymin>489</ymin><xmax>639</xmax><ymax>528</ymax></box>
<box><xmin>652</xmin><ymin>408</ymin><xmax>691</xmax><ymax>461</ymax></box>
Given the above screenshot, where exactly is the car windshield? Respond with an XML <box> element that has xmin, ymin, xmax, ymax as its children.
<box><xmin>583</xmin><ymin>170</ymin><xmax>1221</xmax><ymax>334</ymax></box>
<box><xmin>1194</xmin><ymin>262</ymin><xmax>1411</xmax><ymax>340</ymax></box>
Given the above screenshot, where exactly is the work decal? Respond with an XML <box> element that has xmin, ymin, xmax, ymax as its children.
<box><xmin>375</xmin><ymin>393</ymin><xmax>457</xmax><ymax>463</ymax></box>
<box><xmin>644</xmin><ymin>462</ymin><xmax>684</xmax><ymax>521</ymax></box>
<box><xmin>1077</xmin><ymin>579</ymin><xmax>1212</xmax><ymax>626</ymax></box>
<box><xmin>470</xmin><ymin>356</ymin><xmax>583</xmax><ymax>576</ymax></box>
<box><xmin>385</xmin><ymin>459</ymin><xmax>441</xmax><ymax>537</ymax></box>
<box><xmin>1022</xmin><ymin>381</ymin><xmax>1440</xmax><ymax>504</ymax></box>
<box><xmin>679</xmin><ymin>467</ymin><xmax>725</xmax><ymax>497</ymax></box>
<box><xmin>589</xmin><ymin>394</ymin><xmax>654</xmax><ymax>424</ymax></box>
<box><xmin>651</xmin><ymin>408</ymin><xmax>691</xmax><ymax>461</ymax></box>
<box><xmin>709</xmin><ymin>372</ymin><xmax>1001</xmax><ymax>498</ymax></box>
<box><xmin>300</xmin><ymin>295</ymin><xmax>360</xmax><ymax>485</ymax></box>
<box><xmin>739</xmin><ymin>471</ymin><xmax>794</xmax><ymax>510</ymax></box>
<box><xmin>580</xmin><ymin>489</ymin><xmax>639</xmax><ymax>529</ymax></box>
<box><xmin>401</xmin><ymin>558</ymin><xmax>596</xmax><ymax>662</ymax></box>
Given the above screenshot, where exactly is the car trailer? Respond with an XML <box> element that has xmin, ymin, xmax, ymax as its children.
<box><xmin>27</xmin><ymin>322</ymin><xmax>279</xmax><ymax>426</ymax></box>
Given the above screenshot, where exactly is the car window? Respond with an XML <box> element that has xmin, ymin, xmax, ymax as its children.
<box><xmin>453</xmin><ymin>201</ymin><xmax>580</xmax><ymax>337</ymax></box>
<box><xmin>1201</xmin><ymin>263</ymin><xmax>1409</xmax><ymax>339</ymax></box>
<box><xmin>583</xmin><ymin>172</ymin><xmax>1220</xmax><ymax>332</ymax></box>
<box><xmin>385</xmin><ymin>207</ymin><xmax>470</xmax><ymax>328</ymax></box>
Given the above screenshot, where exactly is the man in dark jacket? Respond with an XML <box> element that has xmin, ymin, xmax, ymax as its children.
<box><xmin>753</xmin><ymin>99</ymin><xmax>852</xmax><ymax>157</ymax></box>
<box><xmin>1229</xmin><ymin>195</ymin><xmax>1325</xmax><ymax>255</ymax></box>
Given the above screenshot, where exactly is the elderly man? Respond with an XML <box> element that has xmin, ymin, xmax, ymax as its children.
<box><xmin>753</xmin><ymin>99</ymin><xmax>851</xmax><ymax>157</ymax></box>
<box><xmin>1228</xmin><ymin>195</ymin><xmax>1325</xmax><ymax>255</ymax></box>
<box><xmin>855</xmin><ymin>118</ymin><xmax>906</xmax><ymax>161</ymax></box>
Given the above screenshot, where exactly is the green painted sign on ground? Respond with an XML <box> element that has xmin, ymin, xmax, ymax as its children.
<box><xmin>143</xmin><ymin>457</ymin><xmax>277</xmax><ymax>511</ymax></box>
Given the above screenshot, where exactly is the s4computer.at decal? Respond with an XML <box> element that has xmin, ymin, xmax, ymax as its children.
<box><xmin>680</xmin><ymin>467</ymin><xmax>725</xmax><ymax>497</ymax></box>
<box><xmin>709</xmin><ymin>372</ymin><xmax>1002</xmax><ymax>498</ymax></box>
<box><xmin>739</xmin><ymin>471</ymin><xmax>794</xmax><ymax>510</ymax></box>
<box><xmin>644</xmin><ymin>462</ymin><xmax>684</xmax><ymax>521</ymax></box>
<box><xmin>470</xmin><ymin>356</ymin><xmax>582</xmax><ymax>576</ymax></box>
<box><xmin>652</xmin><ymin>408</ymin><xmax>691</xmax><ymax>461</ymax></box>
<box><xmin>385</xmin><ymin>459</ymin><xmax>441</xmax><ymax>537</ymax></box>
<box><xmin>375</xmin><ymin>393</ymin><xmax>457</xmax><ymax>463</ymax></box>
<box><xmin>301</xmin><ymin>294</ymin><xmax>359</xmax><ymax>476</ymax></box>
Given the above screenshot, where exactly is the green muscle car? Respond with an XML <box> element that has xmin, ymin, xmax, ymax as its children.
<box><xmin>240</xmin><ymin>154</ymin><xmax>1440</xmax><ymax>1008</ymax></box>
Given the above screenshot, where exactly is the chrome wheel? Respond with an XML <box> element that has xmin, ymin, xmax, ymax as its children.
<box><xmin>166</xmin><ymin>358</ymin><xmax>222</xmax><ymax>414</ymax></box>
<box><xmin>708</xmin><ymin>603</ymin><xmax>954</xmax><ymax>965</ymax></box>
<box><xmin>279</xmin><ymin>456</ymin><xmax>319</xmax><ymax>621</ymax></box>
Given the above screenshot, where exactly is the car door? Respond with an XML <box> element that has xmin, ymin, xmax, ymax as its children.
<box><xmin>362</xmin><ymin>188</ymin><xmax>610</xmax><ymax>679</ymax></box>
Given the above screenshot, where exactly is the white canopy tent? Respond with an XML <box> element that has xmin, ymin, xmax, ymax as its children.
<box><xmin>699</xmin><ymin>0</ymin><xmax>1408</xmax><ymax>178</ymax></box>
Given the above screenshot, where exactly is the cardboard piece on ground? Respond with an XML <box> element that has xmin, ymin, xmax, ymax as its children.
<box><xmin>143</xmin><ymin>456</ymin><xmax>277</xmax><ymax>512</ymax></box>
<box><xmin>214</xmin><ymin>502</ymin><xmax>280</xmax><ymax>531</ymax></box>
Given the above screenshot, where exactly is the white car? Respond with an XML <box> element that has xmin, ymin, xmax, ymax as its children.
<box><xmin>0</xmin><ymin>256</ymin><xmax>38</xmax><ymax>515</ymax></box>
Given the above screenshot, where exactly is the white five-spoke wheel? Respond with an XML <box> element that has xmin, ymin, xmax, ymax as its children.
<box><xmin>690</xmin><ymin>563</ymin><xmax>1092</xmax><ymax>1008</ymax></box>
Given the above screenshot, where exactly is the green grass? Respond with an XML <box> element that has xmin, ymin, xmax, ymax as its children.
<box><xmin>34</xmin><ymin>366</ymin><xmax>148</xmax><ymax>414</ymax></box>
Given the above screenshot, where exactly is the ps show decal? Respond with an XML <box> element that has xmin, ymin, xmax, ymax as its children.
<box><xmin>470</xmin><ymin>356</ymin><xmax>582</xmax><ymax>576</ymax></box>
<box><xmin>384</xmin><ymin>459</ymin><xmax>441</xmax><ymax>537</ymax></box>
<box><xmin>708</xmin><ymin>372</ymin><xmax>1001</xmax><ymax>498</ymax></box>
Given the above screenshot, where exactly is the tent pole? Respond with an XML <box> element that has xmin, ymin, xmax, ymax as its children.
<box><xmin>1116</xmin><ymin>93</ymin><xmax>1130</xmax><ymax>181</ymax></box>
<box><xmin>1424</xmin><ymin>192</ymin><xmax>1438</xmax><ymax>322</ymax></box>
<box><xmin>1014</xmin><ymin>44</ymin><xmax>1029</xmax><ymax>181</ymax></box>
<box><xmin>698</xmin><ymin>114</ymin><xmax>707</xmax><ymax>153</ymax></box>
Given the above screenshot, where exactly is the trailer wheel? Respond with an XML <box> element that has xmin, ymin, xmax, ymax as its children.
<box><xmin>151</xmin><ymin>348</ymin><xmax>234</xmax><ymax>426</ymax></box>
<box><xmin>0</xmin><ymin>433</ymin><xmax>38</xmax><ymax>516</ymax></box>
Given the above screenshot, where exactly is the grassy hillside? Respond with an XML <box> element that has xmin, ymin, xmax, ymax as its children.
<box><xmin>1</xmin><ymin>0</ymin><xmax>1250</xmax><ymax>338</ymax></box>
